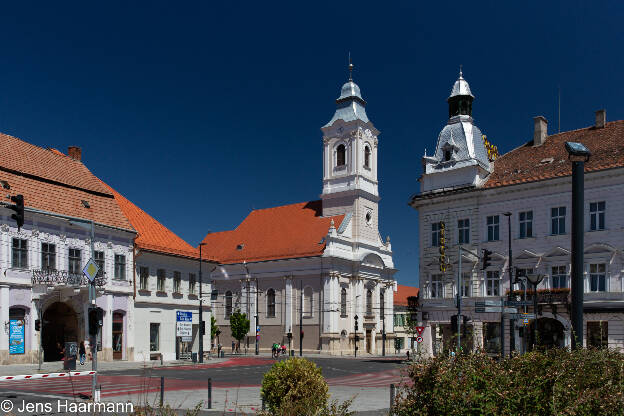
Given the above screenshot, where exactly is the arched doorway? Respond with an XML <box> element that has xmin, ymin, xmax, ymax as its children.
<box><xmin>535</xmin><ymin>317</ymin><xmax>565</xmax><ymax>349</ymax></box>
<box><xmin>42</xmin><ymin>302</ymin><xmax>78</xmax><ymax>361</ymax></box>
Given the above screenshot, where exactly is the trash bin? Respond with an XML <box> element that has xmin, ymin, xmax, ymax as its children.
<box><xmin>192</xmin><ymin>352</ymin><xmax>197</xmax><ymax>363</ymax></box>
<box><xmin>64</xmin><ymin>342</ymin><xmax>77</xmax><ymax>371</ymax></box>
<box><xmin>220</xmin><ymin>350</ymin><xmax>225</xmax><ymax>358</ymax></box>
<box><xmin>290</xmin><ymin>350</ymin><xmax>294</xmax><ymax>357</ymax></box>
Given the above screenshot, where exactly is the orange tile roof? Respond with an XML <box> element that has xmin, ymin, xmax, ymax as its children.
<box><xmin>201</xmin><ymin>200</ymin><xmax>344</xmax><ymax>264</ymax></box>
<box><xmin>484</xmin><ymin>120</ymin><xmax>624</xmax><ymax>189</ymax></box>
<box><xmin>0</xmin><ymin>135</ymin><xmax>133</xmax><ymax>231</ymax></box>
<box><xmin>394</xmin><ymin>284</ymin><xmax>419</xmax><ymax>306</ymax></box>
<box><xmin>106</xmin><ymin>185</ymin><xmax>216</xmax><ymax>261</ymax></box>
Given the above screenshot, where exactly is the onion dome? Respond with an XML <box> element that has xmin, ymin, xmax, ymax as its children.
<box><xmin>324</xmin><ymin>62</ymin><xmax>370</xmax><ymax>127</ymax></box>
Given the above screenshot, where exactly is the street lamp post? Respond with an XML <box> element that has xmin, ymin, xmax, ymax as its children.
<box><xmin>199</xmin><ymin>242</ymin><xmax>206</xmax><ymax>363</ymax></box>
<box><xmin>503</xmin><ymin>212</ymin><xmax>514</xmax><ymax>357</ymax></box>
<box><xmin>565</xmin><ymin>141</ymin><xmax>590</xmax><ymax>349</ymax></box>
<box><xmin>526</xmin><ymin>273</ymin><xmax>545</xmax><ymax>351</ymax></box>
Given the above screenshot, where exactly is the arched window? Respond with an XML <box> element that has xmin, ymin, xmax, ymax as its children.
<box><xmin>380</xmin><ymin>290</ymin><xmax>385</xmax><ymax>319</ymax></box>
<box><xmin>225</xmin><ymin>291</ymin><xmax>233</xmax><ymax>318</ymax></box>
<box><xmin>336</xmin><ymin>144</ymin><xmax>346</xmax><ymax>167</ymax></box>
<box><xmin>304</xmin><ymin>286</ymin><xmax>313</xmax><ymax>317</ymax></box>
<box><xmin>366</xmin><ymin>289</ymin><xmax>373</xmax><ymax>316</ymax></box>
<box><xmin>340</xmin><ymin>288</ymin><xmax>347</xmax><ymax>317</ymax></box>
<box><xmin>266</xmin><ymin>289</ymin><xmax>276</xmax><ymax>318</ymax></box>
<box><xmin>364</xmin><ymin>146</ymin><xmax>371</xmax><ymax>168</ymax></box>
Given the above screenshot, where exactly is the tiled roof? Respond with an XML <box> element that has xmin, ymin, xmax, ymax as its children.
<box><xmin>201</xmin><ymin>200</ymin><xmax>345</xmax><ymax>264</ymax></box>
<box><xmin>0</xmin><ymin>134</ymin><xmax>133</xmax><ymax>231</ymax></box>
<box><xmin>106</xmin><ymin>185</ymin><xmax>215</xmax><ymax>261</ymax></box>
<box><xmin>394</xmin><ymin>284</ymin><xmax>419</xmax><ymax>306</ymax></box>
<box><xmin>484</xmin><ymin>120</ymin><xmax>624</xmax><ymax>189</ymax></box>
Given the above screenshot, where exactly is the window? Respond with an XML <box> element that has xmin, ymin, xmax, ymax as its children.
<box><xmin>519</xmin><ymin>211</ymin><xmax>533</xmax><ymax>238</ymax></box>
<box><xmin>487</xmin><ymin>215</ymin><xmax>499</xmax><ymax>241</ymax></box>
<box><xmin>458</xmin><ymin>219</ymin><xmax>470</xmax><ymax>244</ymax></box>
<box><xmin>304</xmin><ymin>287</ymin><xmax>313</xmax><ymax>317</ymax></box>
<box><xmin>340</xmin><ymin>288</ymin><xmax>347</xmax><ymax>317</ymax></box>
<box><xmin>394</xmin><ymin>313</ymin><xmax>405</xmax><ymax>327</ymax></box>
<box><xmin>266</xmin><ymin>289</ymin><xmax>276</xmax><ymax>318</ymax></box>
<box><xmin>114</xmin><ymin>254</ymin><xmax>126</xmax><ymax>280</ymax></box>
<box><xmin>68</xmin><ymin>248</ymin><xmax>81</xmax><ymax>274</ymax></box>
<box><xmin>430</xmin><ymin>274</ymin><xmax>442</xmax><ymax>298</ymax></box>
<box><xmin>12</xmin><ymin>238</ymin><xmax>28</xmax><ymax>269</ymax></box>
<box><xmin>366</xmin><ymin>289</ymin><xmax>373</xmax><ymax>315</ymax></box>
<box><xmin>225</xmin><ymin>291</ymin><xmax>233</xmax><ymax>318</ymax></box>
<box><xmin>173</xmin><ymin>271</ymin><xmax>181</xmax><ymax>293</ymax></box>
<box><xmin>589</xmin><ymin>263</ymin><xmax>606</xmax><ymax>292</ymax></box>
<box><xmin>551</xmin><ymin>266</ymin><xmax>567</xmax><ymax>289</ymax></box>
<box><xmin>431</xmin><ymin>222</ymin><xmax>443</xmax><ymax>247</ymax></box>
<box><xmin>515</xmin><ymin>268</ymin><xmax>532</xmax><ymax>291</ymax></box>
<box><xmin>587</xmin><ymin>321</ymin><xmax>608</xmax><ymax>348</ymax></box>
<box><xmin>364</xmin><ymin>145</ymin><xmax>371</xmax><ymax>168</ymax></box>
<box><xmin>150</xmin><ymin>323</ymin><xmax>160</xmax><ymax>351</ymax></box>
<box><xmin>336</xmin><ymin>144</ymin><xmax>346</xmax><ymax>167</ymax></box>
<box><xmin>157</xmin><ymin>269</ymin><xmax>166</xmax><ymax>292</ymax></box>
<box><xmin>139</xmin><ymin>266</ymin><xmax>149</xmax><ymax>290</ymax></box>
<box><xmin>590</xmin><ymin>202</ymin><xmax>605</xmax><ymax>231</ymax></box>
<box><xmin>444</xmin><ymin>149</ymin><xmax>452</xmax><ymax>161</ymax></box>
<box><xmin>551</xmin><ymin>207</ymin><xmax>566</xmax><ymax>235</ymax></box>
<box><xmin>94</xmin><ymin>251</ymin><xmax>105</xmax><ymax>277</ymax></box>
<box><xmin>380</xmin><ymin>290</ymin><xmax>385</xmax><ymax>318</ymax></box>
<box><xmin>189</xmin><ymin>273</ymin><xmax>196</xmax><ymax>295</ymax></box>
<box><xmin>483</xmin><ymin>322</ymin><xmax>501</xmax><ymax>354</ymax></box>
<box><xmin>486</xmin><ymin>271</ymin><xmax>500</xmax><ymax>296</ymax></box>
<box><xmin>41</xmin><ymin>243</ymin><xmax>55</xmax><ymax>270</ymax></box>
<box><xmin>461</xmin><ymin>272</ymin><xmax>471</xmax><ymax>297</ymax></box>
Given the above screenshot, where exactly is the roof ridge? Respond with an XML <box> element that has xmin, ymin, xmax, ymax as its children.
<box><xmin>249</xmin><ymin>200</ymin><xmax>319</xmax><ymax>212</ymax></box>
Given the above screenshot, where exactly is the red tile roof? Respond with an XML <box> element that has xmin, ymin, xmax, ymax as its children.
<box><xmin>394</xmin><ymin>284</ymin><xmax>419</xmax><ymax>306</ymax></box>
<box><xmin>484</xmin><ymin>120</ymin><xmax>624</xmax><ymax>189</ymax></box>
<box><xmin>201</xmin><ymin>200</ymin><xmax>345</xmax><ymax>264</ymax></box>
<box><xmin>106</xmin><ymin>185</ymin><xmax>214</xmax><ymax>260</ymax></box>
<box><xmin>0</xmin><ymin>134</ymin><xmax>133</xmax><ymax>231</ymax></box>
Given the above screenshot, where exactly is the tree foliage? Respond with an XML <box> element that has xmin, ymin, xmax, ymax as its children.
<box><xmin>229</xmin><ymin>309</ymin><xmax>249</xmax><ymax>342</ymax></box>
<box><xmin>210</xmin><ymin>316</ymin><xmax>220</xmax><ymax>340</ymax></box>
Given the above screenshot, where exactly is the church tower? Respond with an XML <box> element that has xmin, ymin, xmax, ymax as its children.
<box><xmin>321</xmin><ymin>62</ymin><xmax>381</xmax><ymax>243</ymax></box>
<box><xmin>421</xmin><ymin>69</ymin><xmax>493</xmax><ymax>193</ymax></box>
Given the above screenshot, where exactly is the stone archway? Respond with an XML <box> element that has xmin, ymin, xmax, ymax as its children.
<box><xmin>42</xmin><ymin>302</ymin><xmax>78</xmax><ymax>362</ymax></box>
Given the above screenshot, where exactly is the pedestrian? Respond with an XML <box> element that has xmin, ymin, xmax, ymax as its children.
<box><xmin>56</xmin><ymin>342</ymin><xmax>64</xmax><ymax>361</ymax></box>
<box><xmin>232</xmin><ymin>340</ymin><xmax>235</xmax><ymax>354</ymax></box>
<box><xmin>79</xmin><ymin>341</ymin><xmax>86</xmax><ymax>365</ymax></box>
<box><xmin>406</xmin><ymin>350</ymin><xmax>410</xmax><ymax>361</ymax></box>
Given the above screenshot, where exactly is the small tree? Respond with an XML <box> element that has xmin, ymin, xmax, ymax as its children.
<box><xmin>210</xmin><ymin>316</ymin><xmax>221</xmax><ymax>346</ymax></box>
<box><xmin>229</xmin><ymin>309</ymin><xmax>250</xmax><ymax>349</ymax></box>
<box><xmin>405</xmin><ymin>295</ymin><xmax>420</xmax><ymax>353</ymax></box>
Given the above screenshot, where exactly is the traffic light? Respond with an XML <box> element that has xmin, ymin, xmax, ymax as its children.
<box><xmin>481</xmin><ymin>249</ymin><xmax>492</xmax><ymax>270</ymax></box>
<box><xmin>8</xmin><ymin>194</ymin><xmax>24</xmax><ymax>231</ymax></box>
<box><xmin>35</xmin><ymin>319</ymin><xmax>41</xmax><ymax>331</ymax></box>
<box><xmin>200</xmin><ymin>320</ymin><xmax>206</xmax><ymax>336</ymax></box>
<box><xmin>88</xmin><ymin>307</ymin><xmax>104</xmax><ymax>336</ymax></box>
<box><xmin>354</xmin><ymin>315</ymin><xmax>359</xmax><ymax>331</ymax></box>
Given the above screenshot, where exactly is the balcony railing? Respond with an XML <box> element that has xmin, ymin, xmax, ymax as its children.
<box><xmin>31</xmin><ymin>269</ymin><xmax>107</xmax><ymax>287</ymax></box>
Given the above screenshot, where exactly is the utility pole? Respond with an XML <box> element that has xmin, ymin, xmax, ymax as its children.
<box><xmin>199</xmin><ymin>243</ymin><xmax>205</xmax><ymax>363</ymax></box>
<box><xmin>88</xmin><ymin>220</ymin><xmax>97</xmax><ymax>400</ymax></box>
<box><xmin>457</xmin><ymin>246</ymin><xmax>462</xmax><ymax>353</ymax></box>
<box><xmin>255</xmin><ymin>277</ymin><xmax>259</xmax><ymax>356</ymax></box>
<box><xmin>381</xmin><ymin>290</ymin><xmax>386</xmax><ymax>356</ymax></box>
<box><xmin>504</xmin><ymin>212</ymin><xmax>514</xmax><ymax>357</ymax></box>
<box><xmin>299</xmin><ymin>280</ymin><xmax>303</xmax><ymax>357</ymax></box>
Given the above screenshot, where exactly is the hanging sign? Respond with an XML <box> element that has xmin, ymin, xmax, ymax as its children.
<box><xmin>439</xmin><ymin>222</ymin><xmax>447</xmax><ymax>271</ymax></box>
<box><xmin>9</xmin><ymin>320</ymin><xmax>25</xmax><ymax>354</ymax></box>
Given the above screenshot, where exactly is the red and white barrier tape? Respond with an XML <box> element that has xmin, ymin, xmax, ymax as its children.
<box><xmin>0</xmin><ymin>371</ymin><xmax>96</xmax><ymax>381</ymax></box>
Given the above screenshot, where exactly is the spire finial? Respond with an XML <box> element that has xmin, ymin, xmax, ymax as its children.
<box><xmin>459</xmin><ymin>64</ymin><xmax>463</xmax><ymax>79</ymax></box>
<box><xmin>348</xmin><ymin>52</ymin><xmax>354</xmax><ymax>81</ymax></box>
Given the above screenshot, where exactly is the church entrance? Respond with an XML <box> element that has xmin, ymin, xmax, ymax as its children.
<box><xmin>42</xmin><ymin>302</ymin><xmax>78</xmax><ymax>362</ymax></box>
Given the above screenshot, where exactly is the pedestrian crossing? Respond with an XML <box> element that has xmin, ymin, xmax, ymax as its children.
<box><xmin>326</xmin><ymin>368</ymin><xmax>404</xmax><ymax>388</ymax></box>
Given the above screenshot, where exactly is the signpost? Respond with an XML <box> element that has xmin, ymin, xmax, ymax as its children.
<box><xmin>176</xmin><ymin>311</ymin><xmax>193</xmax><ymax>337</ymax></box>
<box><xmin>504</xmin><ymin>300</ymin><xmax>533</xmax><ymax>307</ymax></box>
<box><xmin>507</xmin><ymin>313</ymin><xmax>535</xmax><ymax>320</ymax></box>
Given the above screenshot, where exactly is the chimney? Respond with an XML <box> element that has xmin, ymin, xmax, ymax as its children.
<box><xmin>595</xmin><ymin>109</ymin><xmax>606</xmax><ymax>129</ymax></box>
<box><xmin>533</xmin><ymin>116</ymin><xmax>548</xmax><ymax>147</ymax></box>
<box><xmin>68</xmin><ymin>146</ymin><xmax>82</xmax><ymax>161</ymax></box>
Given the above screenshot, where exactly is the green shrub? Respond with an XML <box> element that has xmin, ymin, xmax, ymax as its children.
<box><xmin>261</xmin><ymin>357</ymin><xmax>330</xmax><ymax>415</ymax></box>
<box><xmin>393</xmin><ymin>348</ymin><xmax>624</xmax><ymax>416</ymax></box>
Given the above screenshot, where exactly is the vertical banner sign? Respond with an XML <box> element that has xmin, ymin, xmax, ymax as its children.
<box><xmin>9</xmin><ymin>319</ymin><xmax>25</xmax><ymax>354</ymax></box>
<box><xmin>439</xmin><ymin>222</ymin><xmax>446</xmax><ymax>271</ymax></box>
<box><xmin>176</xmin><ymin>311</ymin><xmax>193</xmax><ymax>337</ymax></box>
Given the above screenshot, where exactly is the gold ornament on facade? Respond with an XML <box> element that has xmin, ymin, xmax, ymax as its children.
<box><xmin>482</xmin><ymin>135</ymin><xmax>499</xmax><ymax>162</ymax></box>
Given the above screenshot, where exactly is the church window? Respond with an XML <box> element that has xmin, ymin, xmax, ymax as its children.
<box><xmin>225</xmin><ymin>291</ymin><xmax>233</xmax><ymax>318</ymax></box>
<box><xmin>340</xmin><ymin>288</ymin><xmax>347</xmax><ymax>317</ymax></box>
<box><xmin>336</xmin><ymin>144</ymin><xmax>346</xmax><ymax>167</ymax></box>
<box><xmin>444</xmin><ymin>149</ymin><xmax>452</xmax><ymax>161</ymax></box>
<box><xmin>304</xmin><ymin>287</ymin><xmax>313</xmax><ymax>317</ymax></box>
<box><xmin>365</xmin><ymin>211</ymin><xmax>372</xmax><ymax>226</ymax></box>
<box><xmin>364</xmin><ymin>145</ymin><xmax>371</xmax><ymax>168</ymax></box>
<box><xmin>266</xmin><ymin>288</ymin><xmax>276</xmax><ymax>318</ymax></box>
<box><xmin>366</xmin><ymin>289</ymin><xmax>373</xmax><ymax>316</ymax></box>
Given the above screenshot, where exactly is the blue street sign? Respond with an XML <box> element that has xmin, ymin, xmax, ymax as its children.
<box><xmin>176</xmin><ymin>311</ymin><xmax>192</xmax><ymax>322</ymax></box>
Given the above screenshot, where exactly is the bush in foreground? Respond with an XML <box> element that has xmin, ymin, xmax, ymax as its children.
<box><xmin>393</xmin><ymin>348</ymin><xmax>624</xmax><ymax>416</ymax></box>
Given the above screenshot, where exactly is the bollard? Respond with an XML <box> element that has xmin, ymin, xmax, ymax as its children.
<box><xmin>207</xmin><ymin>377</ymin><xmax>212</xmax><ymax>409</ymax></box>
<box><xmin>390</xmin><ymin>383</ymin><xmax>395</xmax><ymax>411</ymax></box>
<box><xmin>160</xmin><ymin>376</ymin><xmax>164</xmax><ymax>407</ymax></box>
<box><xmin>160</xmin><ymin>354</ymin><xmax>163</xmax><ymax>366</ymax></box>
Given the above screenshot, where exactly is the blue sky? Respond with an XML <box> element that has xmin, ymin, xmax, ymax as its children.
<box><xmin>0</xmin><ymin>1</ymin><xmax>622</xmax><ymax>286</ymax></box>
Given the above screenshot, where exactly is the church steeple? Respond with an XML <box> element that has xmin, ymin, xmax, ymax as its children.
<box><xmin>324</xmin><ymin>60</ymin><xmax>371</xmax><ymax>128</ymax></box>
<box><xmin>447</xmin><ymin>67</ymin><xmax>474</xmax><ymax>118</ymax></box>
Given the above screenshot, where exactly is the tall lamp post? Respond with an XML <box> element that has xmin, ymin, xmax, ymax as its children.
<box><xmin>503</xmin><ymin>212</ymin><xmax>514</xmax><ymax>357</ymax></box>
<box><xmin>526</xmin><ymin>273</ymin><xmax>545</xmax><ymax>351</ymax></box>
<box><xmin>199</xmin><ymin>242</ymin><xmax>206</xmax><ymax>363</ymax></box>
<box><xmin>565</xmin><ymin>141</ymin><xmax>591</xmax><ymax>349</ymax></box>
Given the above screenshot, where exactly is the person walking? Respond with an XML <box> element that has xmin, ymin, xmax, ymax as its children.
<box><xmin>79</xmin><ymin>341</ymin><xmax>86</xmax><ymax>365</ymax></box>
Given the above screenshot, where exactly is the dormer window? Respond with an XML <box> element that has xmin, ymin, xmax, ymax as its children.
<box><xmin>444</xmin><ymin>150</ymin><xmax>452</xmax><ymax>161</ymax></box>
<box><xmin>336</xmin><ymin>144</ymin><xmax>346</xmax><ymax>167</ymax></box>
<box><xmin>364</xmin><ymin>145</ymin><xmax>371</xmax><ymax>168</ymax></box>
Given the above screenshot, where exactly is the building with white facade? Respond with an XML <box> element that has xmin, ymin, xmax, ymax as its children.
<box><xmin>0</xmin><ymin>134</ymin><xmax>212</xmax><ymax>364</ymax></box>
<box><xmin>409</xmin><ymin>70</ymin><xmax>624</xmax><ymax>356</ymax></box>
<box><xmin>203</xmin><ymin>67</ymin><xmax>397</xmax><ymax>355</ymax></box>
